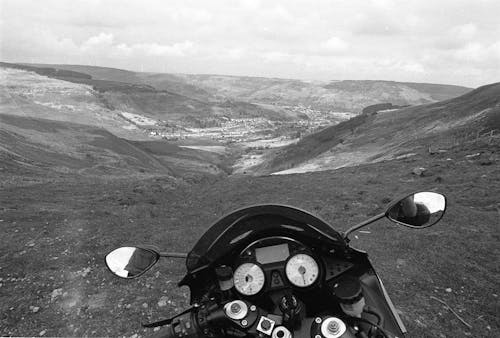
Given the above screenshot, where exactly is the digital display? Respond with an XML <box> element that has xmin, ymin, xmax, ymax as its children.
<box><xmin>255</xmin><ymin>244</ymin><xmax>290</xmax><ymax>264</ymax></box>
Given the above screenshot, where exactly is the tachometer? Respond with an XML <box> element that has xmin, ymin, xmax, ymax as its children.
<box><xmin>285</xmin><ymin>253</ymin><xmax>319</xmax><ymax>287</ymax></box>
<box><xmin>234</xmin><ymin>263</ymin><xmax>265</xmax><ymax>296</ymax></box>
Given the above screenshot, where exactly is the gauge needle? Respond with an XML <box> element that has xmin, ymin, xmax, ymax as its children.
<box><xmin>298</xmin><ymin>265</ymin><xmax>306</xmax><ymax>285</ymax></box>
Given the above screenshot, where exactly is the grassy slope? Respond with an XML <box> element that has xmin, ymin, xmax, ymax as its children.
<box><xmin>256</xmin><ymin>113</ymin><xmax>372</xmax><ymax>173</ymax></box>
<box><xmin>399</xmin><ymin>82</ymin><xmax>474</xmax><ymax>102</ymax></box>
<box><xmin>24</xmin><ymin>63</ymin><xmax>214</xmax><ymax>102</ymax></box>
<box><xmin>181</xmin><ymin>76</ymin><xmax>472</xmax><ymax>111</ymax></box>
<box><xmin>0</xmin><ymin>114</ymin><xmax>173</xmax><ymax>177</ymax></box>
<box><xmin>17</xmin><ymin>63</ymin><xmax>473</xmax><ymax>113</ymax></box>
<box><xmin>255</xmin><ymin>83</ymin><xmax>500</xmax><ymax>174</ymax></box>
<box><xmin>0</xmin><ymin>139</ymin><xmax>498</xmax><ymax>338</ymax></box>
<box><xmin>323</xmin><ymin>80</ymin><xmax>472</xmax><ymax>102</ymax></box>
<box><xmin>0</xmin><ymin>113</ymin><xmax>234</xmax><ymax>183</ymax></box>
<box><xmin>15</xmin><ymin>63</ymin><xmax>285</xmax><ymax>124</ymax></box>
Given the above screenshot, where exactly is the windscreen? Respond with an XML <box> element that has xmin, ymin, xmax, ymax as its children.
<box><xmin>184</xmin><ymin>204</ymin><xmax>346</xmax><ymax>274</ymax></box>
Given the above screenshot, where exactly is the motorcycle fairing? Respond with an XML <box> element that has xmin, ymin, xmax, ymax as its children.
<box><xmin>181</xmin><ymin>204</ymin><xmax>348</xmax><ymax>279</ymax></box>
<box><xmin>178</xmin><ymin>204</ymin><xmax>406</xmax><ymax>336</ymax></box>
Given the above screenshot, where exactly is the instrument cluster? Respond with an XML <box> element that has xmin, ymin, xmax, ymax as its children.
<box><xmin>232</xmin><ymin>237</ymin><xmax>321</xmax><ymax>296</ymax></box>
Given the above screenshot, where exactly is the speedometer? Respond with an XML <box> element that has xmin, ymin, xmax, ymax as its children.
<box><xmin>285</xmin><ymin>253</ymin><xmax>319</xmax><ymax>287</ymax></box>
<box><xmin>234</xmin><ymin>263</ymin><xmax>265</xmax><ymax>296</ymax></box>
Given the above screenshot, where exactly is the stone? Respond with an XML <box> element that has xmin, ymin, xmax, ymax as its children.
<box><xmin>465</xmin><ymin>153</ymin><xmax>481</xmax><ymax>159</ymax></box>
<box><xmin>479</xmin><ymin>159</ymin><xmax>493</xmax><ymax>166</ymax></box>
<box><xmin>396</xmin><ymin>259</ymin><xmax>406</xmax><ymax>268</ymax></box>
<box><xmin>157</xmin><ymin>296</ymin><xmax>168</xmax><ymax>308</ymax></box>
<box><xmin>51</xmin><ymin>288</ymin><xmax>63</xmax><ymax>302</ymax></box>
<box><xmin>412</xmin><ymin>167</ymin><xmax>427</xmax><ymax>176</ymax></box>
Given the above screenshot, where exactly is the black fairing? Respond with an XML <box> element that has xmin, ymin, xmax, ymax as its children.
<box><xmin>178</xmin><ymin>204</ymin><xmax>406</xmax><ymax>336</ymax></box>
<box><xmin>181</xmin><ymin>204</ymin><xmax>347</xmax><ymax>279</ymax></box>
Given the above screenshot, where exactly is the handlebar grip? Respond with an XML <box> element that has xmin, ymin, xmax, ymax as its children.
<box><xmin>148</xmin><ymin>311</ymin><xmax>204</xmax><ymax>338</ymax></box>
<box><xmin>149</xmin><ymin>326</ymin><xmax>176</xmax><ymax>338</ymax></box>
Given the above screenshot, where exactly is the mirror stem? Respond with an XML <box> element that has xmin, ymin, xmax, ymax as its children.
<box><xmin>343</xmin><ymin>212</ymin><xmax>385</xmax><ymax>241</ymax></box>
<box><xmin>160</xmin><ymin>252</ymin><xmax>188</xmax><ymax>258</ymax></box>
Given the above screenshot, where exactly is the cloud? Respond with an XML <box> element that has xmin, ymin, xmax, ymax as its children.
<box><xmin>452</xmin><ymin>23</ymin><xmax>478</xmax><ymax>40</ymax></box>
<box><xmin>134</xmin><ymin>41</ymin><xmax>195</xmax><ymax>57</ymax></box>
<box><xmin>434</xmin><ymin>23</ymin><xmax>480</xmax><ymax>50</ymax></box>
<box><xmin>261</xmin><ymin>51</ymin><xmax>292</xmax><ymax>63</ymax></box>
<box><xmin>81</xmin><ymin>33</ymin><xmax>115</xmax><ymax>51</ymax></box>
<box><xmin>319</xmin><ymin>37</ymin><xmax>349</xmax><ymax>53</ymax></box>
<box><xmin>77</xmin><ymin>33</ymin><xmax>196</xmax><ymax>57</ymax></box>
<box><xmin>453</xmin><ymin>41</ymin><xmax>500</xmax><ymax>64</ymax></box>
<box><xmin>170</xmin><ymin>7</ymin><xmax>212</xmax><ymax>23</ymax></box>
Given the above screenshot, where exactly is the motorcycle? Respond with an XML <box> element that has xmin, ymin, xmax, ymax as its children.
<box><xmin>105</xmin><ymin>191</ymin><xmax>447</xmax><ymax>338</ymax></box>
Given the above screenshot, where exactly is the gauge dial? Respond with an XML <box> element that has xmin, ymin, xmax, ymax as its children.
<box><xmin>234</xmin><ymin>263</ymin><xmax>265</xmax><ymax>296</ymax></box>
<box><xmin>285</xmin><ymin>253</ymin><xmax>319</xmax><ymax>287</ymax></box>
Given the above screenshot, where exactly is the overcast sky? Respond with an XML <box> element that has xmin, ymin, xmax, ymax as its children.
<box><xmin>1</xmin><ymin>0</ymin><xmax>499</xmax><ymax>87</ymax></box>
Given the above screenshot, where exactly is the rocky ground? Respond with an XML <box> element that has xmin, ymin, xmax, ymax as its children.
<box><xmin>1</xmin><ymin>137</ymin><xmax>498</xmax><ymax>337</ymax></box>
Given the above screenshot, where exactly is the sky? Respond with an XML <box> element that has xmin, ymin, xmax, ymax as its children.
<box><xmin>1</xmin><ymin>0</ymin><xmax>499</xmax><ymax>87</ymax></box>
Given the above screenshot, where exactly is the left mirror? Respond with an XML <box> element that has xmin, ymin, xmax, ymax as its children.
<box><xmin>105</xmin><ymin>247</ymin><xmax>159</xmax><ymax>279</ymax></box>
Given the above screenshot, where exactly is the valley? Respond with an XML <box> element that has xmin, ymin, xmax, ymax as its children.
<box><xmin>0</xmin><ymin>62</ymin><xmax>473</xmax><ymax>178</ymax></box>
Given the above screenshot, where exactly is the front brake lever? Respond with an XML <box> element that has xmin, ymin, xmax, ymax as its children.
<box><xmin>142</xmin><ymin>307</ymin><xmax>195</xmax><ymax>328</ymax></box>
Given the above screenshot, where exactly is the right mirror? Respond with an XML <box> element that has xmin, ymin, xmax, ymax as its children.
<box><xmin>386</xmin><ymin>192</ymin><xmax>446</xmax><ymax>228</ymax></box>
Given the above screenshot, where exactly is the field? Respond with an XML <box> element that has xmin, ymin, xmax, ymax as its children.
<box><xmin>1</xmin><ymin>139</ymin><xmax>498</xmax><ymax>337</ymax></box>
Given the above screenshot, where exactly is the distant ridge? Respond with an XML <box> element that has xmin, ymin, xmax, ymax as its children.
<box><xmin>7</xmin><ymin>62</ymin><xmax>473</xmax><ymax>112</ymax></box>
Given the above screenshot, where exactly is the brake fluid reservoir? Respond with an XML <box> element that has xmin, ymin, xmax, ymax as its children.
<box><xmin>215</xmin><ymin>265</ymin><xmax>234</xmax><ymax>291</ymax></box>
<box><xmin>332</xmin><ymin>275</ymin><xmax>365</xmax><ymax>318</ymax></box>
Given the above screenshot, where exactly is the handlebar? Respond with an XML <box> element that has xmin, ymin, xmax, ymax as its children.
<box><xmin>148</xmin><ymin>326</ymin><xmax>175</xmax><ymax>338</ymax></box>
<box><xmin>147</xmin><ymin>310</ymin><xmax>204</xmax><ymax>338</ymax></box>
<box><xmin>147</xmin><ymin>301</ymin><xmax>388</xmax><ymax>338</ymax></box>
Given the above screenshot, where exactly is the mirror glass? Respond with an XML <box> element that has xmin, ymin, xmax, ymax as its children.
<box><xmin>386</xmin><ymin>192</ymin><xmax>446</xmax><ymax>228</ymax></box>
<box><xmin>105</xmin><ymin>247</ymin><xmax>158</xmax><ymax>278</ymax></box>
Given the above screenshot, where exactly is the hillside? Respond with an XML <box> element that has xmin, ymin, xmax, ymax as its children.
<box><xmin>173</xmin><ymin>75</ymin><xmax>472</xmax><ymax>112</ymax></box>
<box><xmin>252</xmin><ymin>82</ymin><xmax>500</xmax><ymax>175</ymax></box>
<box><xmin>0</xmin><ymin>112</ymin><xmax>233</xmax><ymax>186</ymax></box>
<box><xmin>0</xmin><ymin>64</ymin><xmax>338</xmax><ymax>168</ymax></box>
<box><xmin>20</xmin><ymin>63</ymin><xmax>472</xmax><ymax>113</ymax></box>
<box><xmin>1</xmin><ymin>140</ymin><xmax>498</xmax><ymax>338</ymax></box>
<box><xmin>0</xmin><ymin>113</ymin><xmax>172</xmax><ymax>178</ymax></box>
<box><xmin>0</xmin><ymin>66</ymin><xmax>232</xmax><ymax>181</ymax></box>
<box><xmin>4</xmin><ymin>62</ymin><xmax>285</xmax><ymax>129</ymax></box>
<box><xmin>0</xmin><ymin>62</ymin><xmax>481</xmax><ymax>178</ymax></box>
<box><xmin>25</xmin><ymin>63</ymin><xmax>214</xmax><ymax>102</ymax></box>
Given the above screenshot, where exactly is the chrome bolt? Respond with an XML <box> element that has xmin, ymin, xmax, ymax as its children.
<box><xmin>315</xmin><ymin>335</ymin><xmax>322</xmax><ymax>338</ymax></box>
<box><xmin>315</xmin><ymin>317</ymin><xmax>322</xmax><ymax>323</ymax></box>
<box><xmin>230</xmin><ymin>303</ymin><xmax>241</xmax><ymax>314</ymax></box>
<box><xmin>241</xmin><ymin>319</ymin><xmax>248</xmax><ymax>326</ymax></box>
<box><xmin>328</xmin><ymin>321</ymin><xmax>340</xmax><ymax>334</ymax></box>
<box><xmin>250</xmin><ymin>305</ymin><xmax>256</xmax><ymax>311</ymax></box>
